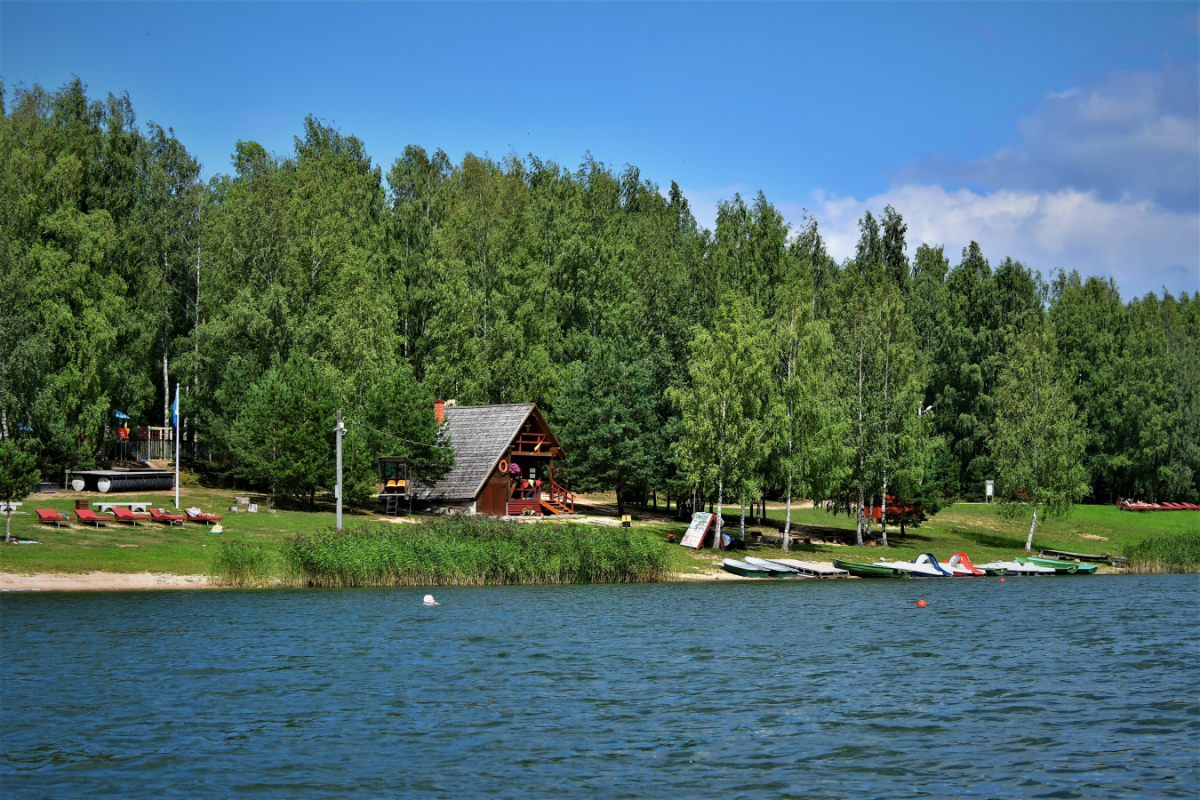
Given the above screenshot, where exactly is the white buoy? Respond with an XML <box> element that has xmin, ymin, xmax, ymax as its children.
<box><xmin>423</xmin><ymin>594</ymin><xmax>439</xmax><ymax>606</ymax></box>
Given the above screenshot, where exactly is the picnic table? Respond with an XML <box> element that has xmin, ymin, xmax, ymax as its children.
<box><xmin>92</xmin><ymin>501</ymin><xmax>152</xmax><ymax>514</ymax></box>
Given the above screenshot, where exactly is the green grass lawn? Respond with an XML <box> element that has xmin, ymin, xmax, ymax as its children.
<box><xmin>0</xmin><ymin>487</ymin><xmax>366</xmax><ymax>574</ymax></box>
<box><xmin>4</xmin><ymin>488</ymin><xmax>1197</xmax><ymax>576</ymax></box>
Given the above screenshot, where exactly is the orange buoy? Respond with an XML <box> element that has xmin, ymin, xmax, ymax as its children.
<box><xmin>916</xmin><ymin>599</ymin><xmax>927</xmax><ymax>608</ymax></box>
<box><xmin>1000</xmin><ymin>578</ymin><xmax>1006</xmax><ymax>582</ymax></box>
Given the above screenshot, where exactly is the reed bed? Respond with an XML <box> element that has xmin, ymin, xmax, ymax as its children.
<box><xmin>212</xmin><ymin>517</ymin><xmax>672</xmax><ymax>587</ymax></box>
<box><xmin>1124</xmin><ymin>530</ymin><xmax>1200</xmax><ymax>574</ymax></box>
<box><xmin>209</xmin><ymin>540</ymin><xmax>281</xmax><ymax>587</ymax></box>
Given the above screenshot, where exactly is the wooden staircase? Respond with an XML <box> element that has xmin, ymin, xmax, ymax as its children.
<box><xmin>540</xmin><ymin>498</ymin><xmax>570</xmax><ymax>515</ymax></box>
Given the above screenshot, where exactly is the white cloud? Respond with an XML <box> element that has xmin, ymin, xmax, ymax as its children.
<box><xmin>680</xmin><ymin>66</ymin><xmax>1199</xmax><ymax>299</ymax></box>
<box><xmin>788</xmin><ymin>184</ymin><xmax>1198</xmax><ymax>299</ymax></box>
<box><xmin>892</xmin><ymin>67</ymin><xmax>1199</xmax><ymax>212</ymax></box>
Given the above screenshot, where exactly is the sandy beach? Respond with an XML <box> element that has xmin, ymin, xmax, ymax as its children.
<box><xmin>0</xmin><ymin>572</ymin><xmax>214</xmax><ymax>591</ymax></box>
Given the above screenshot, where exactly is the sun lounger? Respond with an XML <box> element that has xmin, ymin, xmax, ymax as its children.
<box><xmin>185</xmin><ymin>509</ymin><xmax>223</xmax><ymax>524</ymax></box>
<box><xmin>74</xmin><ymin>509</ymin><xmax>113</xmax><ymax>527</ymax></box>
<box><xmin>112</xmin><ymin>507</ymin><xmax>152</xmax><ymax>526</ymax></box>
<box><xmin>148</xmin><ymin>508</ymin><xmax>185</xmax><ymax>526</ymax></box>
<box><xmin>36</xmin><ymin>509</ymin><xmax>70</xmax><ymax>527</ymax></box>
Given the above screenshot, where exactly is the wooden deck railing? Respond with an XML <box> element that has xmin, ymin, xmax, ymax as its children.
<box><xmin>511</xmin><ymin>433</ymin><xmax>549</xmax><ymax>453</ymax></box>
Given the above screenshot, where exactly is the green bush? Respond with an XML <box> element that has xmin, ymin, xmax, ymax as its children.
<box><xmin>1125</xmin><ymin>531</ymin><xmax>1200</xmax><ymax>573</ymax></box>
<box><xmin>280</xmin><ymin>517</ymin><xmax>672</xmax><ymax>587</ymax></box>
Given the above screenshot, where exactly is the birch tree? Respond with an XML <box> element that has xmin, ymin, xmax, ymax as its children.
<box><xmin>770</xmin><ymin>287</ymin><xmax>844</xmax><ymax>551</ymax></box>
<box><xmin>992</xmin><ymin>324</ymin><xmax>1089</xmax><ymax>550</ymax></box>
<box><xmin>672</xmin><ymin>295</ymin><xmax>769</xmax><ymax>548</ymax></box>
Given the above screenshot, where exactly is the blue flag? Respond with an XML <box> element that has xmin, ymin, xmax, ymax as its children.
<box><xmin>172</xmin><ymin>388</ymin><xmax>179</xmax><ymax>428</ymax></box>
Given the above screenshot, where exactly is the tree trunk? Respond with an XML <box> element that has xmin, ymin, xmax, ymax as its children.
<box><xmin>867</xmin><ymin>496</ymin><xmax>874</xmax><ymax>539</ymax></box>
<box><xmin>5</xmin><ymin>507</ymin><xmax>11</xmax><ymax>543</ymax></box>
<box><xmin>783</xmin><ymin>476</ymin><xmax>793</xmax><ymax>553</ymax></box>
<box><xmin>1025</xmin><ymin>505</ymin><xmax>1038</xmax><ymax>551</ymax></box>
<box><xmin>714</xmin><ymin>479</ymin><xmax>724</xmax><ymax>550</ymax></box>
<box><xmin>616</xmin><ymin>488</ymin><xmax>624</xmax><ymax>518</ymax></box>
<box><xmin>880</xmin><ymin>479</ymin><xmax>889</xmax><ymax>548</ymax></box>
<box><xmin>856</xmin><ymin>487</ymin><xmax>865</xmax><ymax>547</ymax></box>
<box><xmin>652</xmin><ymin>490</ymin><xmax>657</xmax><ymax>510</ymax></box>
<box><xmin>739</xmin><ymin>501</ymin><xmax>745</xmax><ymax>541</ymax></box>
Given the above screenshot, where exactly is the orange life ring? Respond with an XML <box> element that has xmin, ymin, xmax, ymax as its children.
<box><xmin>498</xmin><ymin>460</ymin><xmax>509</xmax><ymax>475</ymax></box>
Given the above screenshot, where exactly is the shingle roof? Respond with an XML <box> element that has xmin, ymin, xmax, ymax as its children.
<box><xmin>420</xmin><ymin>403</ymin><xmax>537</xmax><ymax>501</ymax></box>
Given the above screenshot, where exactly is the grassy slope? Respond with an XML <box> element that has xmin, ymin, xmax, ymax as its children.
<box><xmin>3</xmin><ymin>487</ymin><xmax>1197</xmax><ymax>575</ymax></box>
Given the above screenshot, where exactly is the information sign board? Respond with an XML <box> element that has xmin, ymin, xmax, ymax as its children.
<box><xmin>680</xmin><ymin>512</ymin><xmax>715</xmax><ymax>549</ymax></box>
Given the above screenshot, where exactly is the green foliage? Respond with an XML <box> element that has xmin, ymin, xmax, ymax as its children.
<box><xmin>768</xmin><ymin>278</ymin><xmax>845</xmax><ymax>544</ymax></box>
<box><xmin>1124</xmin><ymin>531</ymin><xmax>1200</xmax><ymax>574</ymax></box>
<box><xmin>228</xmin><ymin>355</ymin><xmax>338</xmax><ymax>505</ymax></box>
<box><xmin>3</xmin><ymin>77</ymin><xmax>1198</xmax><ymax>519</ymax></box>
<box><xmin>554</xmin><ymin>338</ymin><xmax>656</xmax><ymax>515</ymax></box>
<box><xmin>671</xmin><ymin>294</ymin><xmax>770</xmax><ymax>539</ymax></box>
<box><xmin>992</xmin><ymin>324</ymin><xmax>1090</xmax><ymax>549</ymax></box>
<box><xmin>281</xmin><ymin>517</ymin><xmax>672</xmax><ymax>586</ymax></box>
<box><xmin>0</xmin><ymin>440</ymin><xmax>41</xmax><ymax>542</ymax></box>
<box><xmin>0</xmin><ymin>440</ymin><xmax>41</xmax><ymax>503</ymax></box>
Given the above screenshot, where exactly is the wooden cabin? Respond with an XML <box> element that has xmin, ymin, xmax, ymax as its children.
<box><xmin>408</xmin><ymin>402</ymin><xmax>574</xmax><ymax>517</ymax></box>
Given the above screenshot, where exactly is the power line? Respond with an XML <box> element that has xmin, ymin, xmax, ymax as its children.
<box><xmin>350</xmin><ymin>419</ymin><xmax>458</xmax><ymax>450</ymax></box>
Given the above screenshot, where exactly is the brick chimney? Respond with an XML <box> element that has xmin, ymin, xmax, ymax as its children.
<box><xmin>434</xmin><ymin>399</ymin><xmax>445</xmax><ymax>425</ymax></box>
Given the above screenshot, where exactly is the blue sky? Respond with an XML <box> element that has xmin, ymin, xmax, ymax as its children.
<box><xmin>3</xmin><ymin>2</ymin><xmax>1197</xmax><ymax>297</ymax></box>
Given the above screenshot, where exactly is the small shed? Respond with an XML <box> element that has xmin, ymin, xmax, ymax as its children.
<box><xmin>413</xmin><ymin>402</ymin><xmax>573</xmax><ymax>517</ymax></box>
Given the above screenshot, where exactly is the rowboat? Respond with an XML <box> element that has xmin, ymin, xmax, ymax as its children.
<box><xmin>976</xmin><ymin>560</ymin><xmax>1055</xmax><ymax>576</ymax></box>
<box><xmin>744</xmin><ymin>557</ymin><xmax>801</xmax><ymax>577</ymax></box>
<box><xmin>913</xmin><ymin>553</ymin><xmax>956</xmax><ymax>577</ymax></box>
<box><xmin>1019</xmin><ymin>556</ymin><xmax>1096</xmax><ymax>575</ymax></box>
<box><xmin>721</xmin><ymin>558</ymin><xmax>771</xmax><ymax>578</ymax></box>
<box><xmin>832</xmin><ymin>559</ymin><xmax>903</xmax><ymax>578</ymax></box>
<box><xmin>766</xmin><ymin>559</ymin><xmax>850</xmax><ymax>578</ymax></box>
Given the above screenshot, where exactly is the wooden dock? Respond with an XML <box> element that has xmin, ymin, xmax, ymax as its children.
<box><xmin>766</xmin><ymin>559</ymin><xmax>850</xmax><ymax>578</ymax></box>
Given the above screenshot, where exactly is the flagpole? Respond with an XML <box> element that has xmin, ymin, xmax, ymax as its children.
<box><xmin>174</xmin><ymin>382</ymin><xmax>181</xmax><ymax>510</ymax></box>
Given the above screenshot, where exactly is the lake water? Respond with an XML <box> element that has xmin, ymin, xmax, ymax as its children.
<box><xmin>2</xmin><ymin>575</ymin><xmax>1197</xmax><ymax>799</ymax></box>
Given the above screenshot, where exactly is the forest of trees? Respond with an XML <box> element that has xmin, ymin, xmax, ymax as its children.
<box><xmin>2</xmin><ymin>80</ymin><xmax>1197</xmax><ymax>535</ymax></box>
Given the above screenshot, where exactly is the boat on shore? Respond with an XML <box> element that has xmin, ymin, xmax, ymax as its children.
<box><xmin>977</xmin><ymin>560</ymin><xmax>1056</xmax><ymax>576</ymax></box>
<box><xmin>721</xmin><ymin>558</ymin><xmax>771</xmax><ymax>578</ymax></box>
<box><xmin>744</xmin><ymin>557</ymin><xmax>800</xmax><ymax>577</ymax></box>
<box><xmin>942</xmin><ymin>552</ymin><xmax>986</xmax><ymax>576</ymax></box>
<box><xmin>766</xmin><ymin>559</ymin><xmax>850</xmax><ymax>578</ymax></box>
<box><xmin>913</xmin><ymin>553</ymin><xmax>956</xmax><ymax>577</ymax></box>
<box><xmin>1019</xmin><ymin>556</ymin><xmax>1097</xmax><ymax>575</ymax></box>
<box><xmin>874</xmin><ymin>558</ymin><xmax>946</xmax><ymax>577</ymax></box>
<box><xmin>832</xmin><ymin>559</ymin><xmax>903</xmax><ymax>578</ymax></box>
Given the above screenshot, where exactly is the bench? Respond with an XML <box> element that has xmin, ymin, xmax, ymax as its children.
<box><xmin>93</xmin><ymin>501</ymin><xmax>152</xmax><ymax>514</ymax></box>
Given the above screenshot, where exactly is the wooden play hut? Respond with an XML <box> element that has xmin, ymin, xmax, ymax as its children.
<box><xmin>409</xmin><ymin>401</ymin><xmax>574</xmax><ymax>517</ymax></box>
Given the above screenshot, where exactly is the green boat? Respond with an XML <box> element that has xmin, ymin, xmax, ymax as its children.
<box><xmin>721</xmin><ymin>558</ymin><xmax>771</xmax><ymax>578</ymax></box>
<box><xmin>1019</xmin><ymin>556</ymin><xmax>1096</xmax><ymax>575</ymax></box>
<box><xmin>832</xmin><ymin>559</ymin><xmax>902</xmax><ymax>578</ymax></box>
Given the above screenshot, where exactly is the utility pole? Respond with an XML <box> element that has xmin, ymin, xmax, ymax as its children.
<box><xmin>173</xmin><ymin>382</ymin><xmax>181</xmax><ymax>510</ymax></box>
<box><xmin>335</xmin><ymin>410</ymin><xmax>344</xmax><ymax>531</ymax></box>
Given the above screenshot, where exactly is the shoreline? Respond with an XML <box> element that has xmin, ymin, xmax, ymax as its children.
<box><xmin>0</xmin><ymin>572</ymin><xmax>214</xmax><ymax>592</ymax></box>
<box><xmin>2</xmin><ymin>567</ymin><xmax>1137</xmax><ymax>591</ymax></box>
